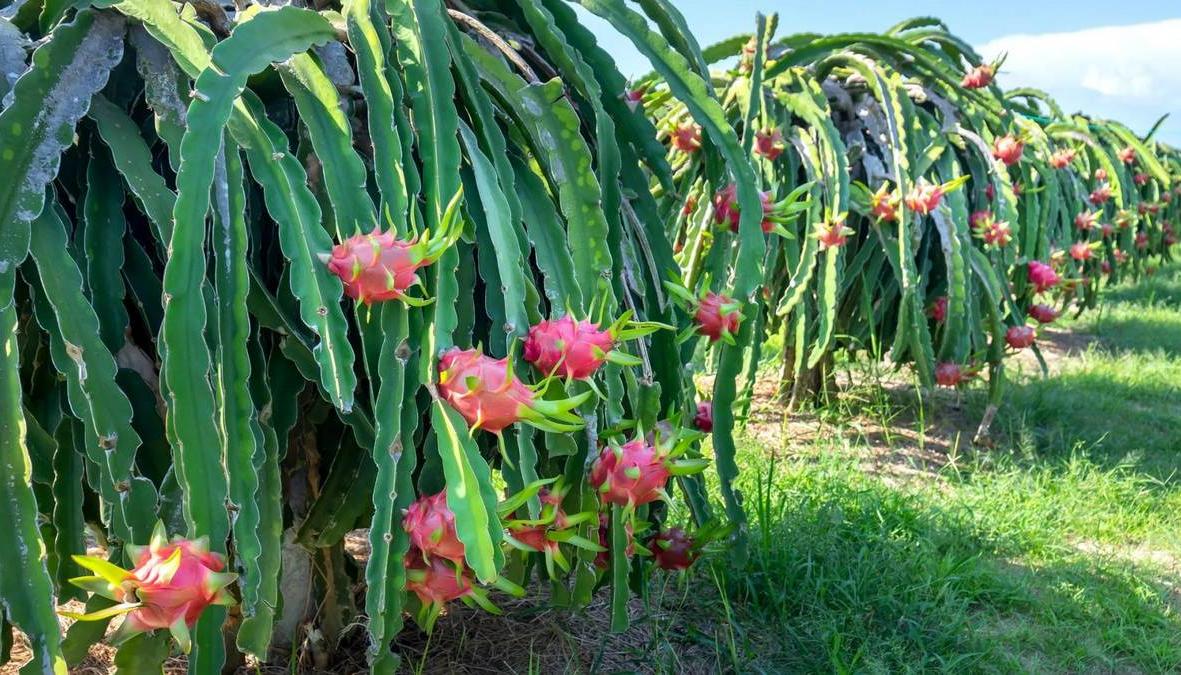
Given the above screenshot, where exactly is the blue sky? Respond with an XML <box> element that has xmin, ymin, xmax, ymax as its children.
<box><xmin>577</xmin><ymin>1</ymin><xmax>1181</xmax><ymax>144</ymax></box>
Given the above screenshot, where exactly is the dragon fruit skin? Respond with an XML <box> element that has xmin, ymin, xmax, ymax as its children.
<box><xmin>992</xmin><ymin>135</ymin><xmax>1024</xmax><ymax>166</ymax></box>
<box><xmin>66</xmin><ymin>522</ymin><xmax>236</xmax><ymax>652</ymax></box>
<box><xmin>694</xmin><ymin>292</ymin><xmax>742</xmax><ymax>343</ymax></box>
<box><xmin>1027</xmin><ymin>261</ymin><xmax>1060</xmax><ymax>293</ymax></box>
<box><xmin>694</xmin><ymin>401</ymin><xmax>714</xmax><ymax>433</ymax></box>
<box><xmin>1028</xmin><ymin>303</ymin><xmax>1059</xmax><ymax>324</ymax></box>
<box><xmin>403</xmin><ymin>491</ymin><xmax>466</xmax><ymax>565</ymax></box>
<box><xmin>1005</xmin><ymin>325</ymin><xmax>1036</xmax><ymax>349</ymax></box>
<box><xmin>437</xmin><ymin>348</ymin><xmax>534</xmax><ymax>433</ymax></box>
<box><xmin>523</xmin><ymin>315</ymin><xmax>615</xmax><ymax>380</ymax></box>
<box><xmin>403</xmin><ymin>554</ymin><xmax>475</xmax><ymax>606</ymax></box>
<box><xmin>323</xmin><ymin>230</ymin><xmax>429</xmax><ymax>304</ymax></box>
<box><xmin>590</xmin><ymin>439</ymin><xmax>671</xmax><ymax>508</ymax></box>
<box><xmin>651</xmin><ymin>527</ymin><xmax>698</xmax><ymax>571</ymax></box>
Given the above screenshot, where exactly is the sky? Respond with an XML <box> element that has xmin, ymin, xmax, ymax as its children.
<box><xmin>577</xmin><ymin>1</ymin><xmax>1181</xmax><ymax>144</ymax></box>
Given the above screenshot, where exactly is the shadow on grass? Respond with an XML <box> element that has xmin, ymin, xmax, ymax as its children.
<box><xmin>722</xmin><ymin>460</ymin><xmax>1181</xmax><ymax>673</ymax></box>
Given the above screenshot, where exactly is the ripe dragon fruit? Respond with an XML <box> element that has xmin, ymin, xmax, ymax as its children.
<box><xmin>992</xmin><ymin>135</ymin><xmax>1024</xmax><ymax>166</ymax></box>
<box><xmin>1100</xmin><ymin>260</ymin><xmax>1113</xmax><ymax>275</ymax></box>
<box><xmin>1100</xmin><ymin>223</ymin><xmax>1115</xmax><ymax>239</ymax></box>
<box><xmin>590</xmin><ymin>435</ymin><xmax>707</xmax><ymax>508</ymax></box>
<box><xmin>670</xmin><ymin>123</ymin><xmax>702</xmax><ymax>153</ymax></box>
<box><xmin>64</xmin><ymin>522</ymin><xmax>236</xmax><ymax>652</ymax></box>
<box><xmin>1005</xmin><ymin>325</ymin><xmax>1036</xmax><ymax>350</ymax></box>
<box><xmin>1118</xmin><ymin>146</ymin><xmax>1137</xmax><ymax>164</ymax></box>
<box><xmin>505</xmin><ymin>485</ymin><xmax>604</xmax><ymax>579</ymax></box>
<box><xmin>1133</xmin><ymin>172</ymin><xmax>1150</xmax><ymax>186</ymax></box>
<box><xmin>1027</xmin><ymin>261</ymin><xmax>1060</xmax><ymax>293</ymax></box>
<box><xmin>403</xmin><ymin>491</ymin><xmax>465</xmax><ymax>564</ymax></box>
<box><xmin>1075</xmin><ymin>211</ymin><xmax>1098</xmax><ymax>232</ymax></box>
<box><xmin>754</xmin><ymin>127</ymin><xmax>786</xmax><ymax>161</ymax></box>
<box><xmin>594</xmin><ymin>511</ymin><xmax>635</xmax><ymax>570</ymax></box>
<box><xmin>1135</xmin><ymin>231</ymin><xmax>1149</xmax><ymax>249</ymax></box>
<box><xmin>714</xmin><ymin>184</ymin><xmax>776</xmax><ymax>233</ymax></box>
<box><xmin>928</xmin><ymin>296</ymin><xmax>949</xmax><ymax>323</ymax></box>
<box><xmin>815</xmin><ymin>219</ymin><xmax>854</xmax><ymax>250</ymax></box>
<box><xmin>694</xmin><ymin>401</ymin><xmax>713</xmax><ymax>433</ymax></box>
<box><xmin>1089</xmin><ymin>184</ymin><xmax>1113</xmax><ymax>205</ymax></box>
<box><xmin>1069</xmin><ymin>241</ymin><xmax>1095</xmax><ymax>261</ymax></box>
<box><xmin>985</xmin><ymin>183</ymin><xmax>996</xmax><ymax>202</ymax></box>
<box><xmin>1049</xmin><ymin>148</ymin><xmax>1076</xmax><ymax>169</ymax></box>
<box><xmin>904</xmin><ymin>179</ymin><xmax>945</xmax><ymax>215</ymax></box>
<box><xmin>1137</xmin><ymin>202</ymin><xmax>1149</xmax><ymax>216</ymax></box>
<box><xmin>650</xmin><ymin>527</ymin><xmax>698</xmax><ymax>571</ymax></box>
<box><xmin>682</xmin><ymin>194</ymin><xmax>698</xmax><ymax>216</ymax></box>
<box><xmin>322</xmin><ymin>191</ymin><xmax>463</xmax><ymax>306</ymax></box>
<box><xmin>522</xmin><ymin>312</ymin><xmax>662</xmax><ymax>381</ymax></box>
<box><xmin>971</xmin><ymin>212</ymin><xmax>1011</xmax><ymax>248</ymax></box>
<box><xmin>870</xmin><ymin>183</ymin><xmax>899</xmax><ymax>222</ymax></box>
<box><xmin>960</xmin><ymin>63</ymin><xmax>994</xmax><ymax>89</ymax></box>
<box><xmin>402</xmin><ymin>553</ymin><xmax>514</xmax><ymax>630</ymax></box>
<box><xmin>970</xmin><ymin>210</ymin><xmax>993</xmax><ymax>229</ymax></box>
<box><xmin>935</xmin><ymin>362</ymin><xmax>976</xmax><ymax>388</ymax></box>
<box><xmin>694</xmin><ymin>292</ymin><xmax>743</xmax><ymax>344</ymax></box>
<box><xmin>437</xmin><ymin>348</ymin><xmax>590</xmax><ymax>434</ymax></box>
<box><xmin>1028</xmin><ymin>303</ymin><xmax>1058</xmax><ymax>324</ymax></box>
<box><xmin>1114</xmin><ymin>249</ymin><xmax>1129</xmax><ymax>265</ymax></box>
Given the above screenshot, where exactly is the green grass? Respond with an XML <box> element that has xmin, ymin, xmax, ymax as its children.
<box><xmin>676</xmin><ymin>263</ymin><xmax>1181</xmax><ymax>674</ymax></box>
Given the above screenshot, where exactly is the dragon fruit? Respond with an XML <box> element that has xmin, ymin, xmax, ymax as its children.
<box><xmin>437</xmin><ymin>348</ymin><xmax>590</xmax><ymax>434</ymax></box>
<box><xmin>870</xmin><ymin>183</ymin><xmax>899</xmax><ymax>221</ymax></box>
<box><xmin>970</xmin><ymin>210</ymin><xmax>993</xmax><ymax>229</ymax></box>
<box><xmin>1118</xmin><ymin>146</ymin><xmax>1137</xmax><ymax>164</ymax></box>
<box><xmin>992</xmin><ymin>135</ymin><xmax>1024</xmax><ymax>166</ymax></box>
<box><xmin>1135</xmin><ymin>231</ymin><xmax>1149</xmax><ymax>249</ymax></box>
<box><xmin>1095</xmin><ymin>168</ymin><xmax>1108</xmax><ymax>181</ymax></box>
<box><xmin>403</xmin><ymin>491</ymin><xmax>465</xmax><ymax>564</ymax></box>
<box><xmin>1049</xmin><ymin>148</ymin><xmax>1076</xmax><ymax>169</ymax></box>
<box><xmin>1133</xmin><ymin>172</ymin><xmax>1150</xmax><ymax>186</ymax></box>
<box><xmin>590</xmin><ymin>434</ymin><xmax>707</xmax><ymax>509</ymax></box>
<box><xmin>694</xmin><ymin>401</ymin><xmax>713</xmax><ymax>433</ymax></box>
<box><xmin>905</xmin><ymin>179</ymin><xmax>945</xmax><ymax>215</ymax></box>
<box><xmin>322</xmin><ymin>192</ymin><xmax>463</xmax><ymax>305</ymax></box>
<box><xmin>1114</xmin><ymin>249</ymin><xmax>1129</xmax><ymax>265</ymax></box>
<box><xmin>1027</xmin><ymin>261</ymin><xmax>1060</xmax><ymax>293</ymax></box>
<box><xmin>65</xmin><ymin>522</ymin><xmax>236</xmax><ymax>652</ymax></box>
<box><xmin>1069</xmin><ymin>241</ymin><xmax>1095</xmax><ymax>261</ymax></box>
<box><xmin>622</xmin><ymin>85</ymin><xmax>646</xmax><ymax>112</ymax></box>
<box><xmin>682</xmin><ymin>194</ymin><xmax>698</xmax><ymax>216</ymax></box>
<box><xmin>935</xmin><ymin>362</ymin><xmax>975</xmax><ymax>388</ymax></box>
<box><xmin>505</xmin><ymin>485</ymin><xmax>603</xmax><ymax>578</ymax></box>
<box><xmin>971</xmin><ymin>212</ymin><xmax>1011</xmax><ymax>247</ymax></box>
<box><xmin>1100</xmin><ymin>223</ymin><xmax>1115</xmax><ymax>239</ymax></box>
<box><xmin>960</xmin><ymin>63</ymin><xmax>994</xmax><ymax>89</ymax></box>
<box><xmin>1005</xmin><ymin>325</ymin><xmax>1036</xmax><ymax>349</ymax></box>
<box><xmin>928</xmin><ymin>296</ymin><xmax>949</xmax><ymax>323</ymax></box>
<box><xmin>670</xmin><ymin>123</ymin><xmax>702</xmax><ymax>153</ymax></box>
<box><xmin>1089</xmin><ymin>184</ymin><xmax>1112</xmax><ymax>205</ymax></box>
<box><xmin>1075</xmin><ymin>211</ymin><xmax>1098</xmax><ymax>232</ymax></box>
<box><xmin>754</xmin><ymin>127</ymin><xmax>786</xmax><ymax>161</ymax></box>
<box><xmin>693</xmin><ymin>292</ymin><xmax>742</xmax><ymax>344</ymax></box>
<box><xmin>651</xmin><ymin>527</ymin><xmax>698</xmax><ymax>571</ymax></box>
<box><xmin>985</xmin><ymin>183</ymin><xmax>995</xmax><ymax>202</ymax></box>
<box><xmin>1100</xmin><ymin>260</ymin><xmax>1112</xmax><ymax>275</ymax></box>
<box><xmin>1028</xmin><ymin>303</ymin><xmax>1058</xmax><ymax>324</ymax></box>
<box><xmin>595</xmin><ymin>512</ymin><xmax>635</xmax><ymax>570</ymax></box>
<box><xmin>523</xmin><ymin>316</ymin><xmax>613</xmax><ymax>380</ymax></box>
<box><xmin>404</xmin><ymin>554</ymin><xmax>474</xmax><ymax>607</ymax></box>
<box><xmin>815</xmin><ymin>219</ymin><xmax>854</xmax><ymax>250</ymax></box>
<box><xmin>714</xmin><ymin>184</ymin><xmax>776</xmax><ymax>233</ymax></box>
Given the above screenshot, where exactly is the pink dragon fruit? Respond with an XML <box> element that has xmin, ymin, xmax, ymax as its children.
<box><xmin>594</xmin><ymin>512</ymin><xmax>635</xmax><ymax>570</ymax></box>
<box><xmin>992</xmin><ymin>135</ymin><xmax>1024</xmax><ymax>166</ymax></box>
<box><xmin>714</xmin><ymin>183</ymin><xmax>776</xmax><ymax>233</ymax></box>
<box><xmin>905</xmin><ymin>179</ymin><xmax>945</xmax><ymax>215</ymax></box>
<box><xmin>1027</xmin><ymin>261</ymin><xmax>1060</xmax><ymax>293</ymax></box>
<box><xmin>590</xmin><ymin>439</ymin><xmax>672</xmax><ymax>507</ymax></box>
<box><xmin>1049</xmin><ymin>148</ymin><xmax>1076</xmax><ymax>169</ymax></box>
<box><xmin>682</xmin><ymin>194</ymin><xmax>698</xmax><ymax>216</ymax></box>
<box><xmin>985</xmin><ymin>183</ymin><xmax>996</xmax><ymax>202</ymax></box>
<box><xmin>870</xmin><ymin>183</ymin><xmax>899</xmax><ymax>222</ymax></box>
<box><xmin>694</xmin><ymin>401</ymin><xmax>713</xmax><ymax>433</ymax></box>
<box><xmin>970</xmin><ymin>210</ymin><xmax>993</xmax><ymax>229</ymax></box>
<box><xmin>523</xmin><ymin>315</ymin><xmax>615</xmax><ymax>380</ymax></box>
<box><xmin>1075</xmin><ymin>211</ymin><xmax>1098</xmax><ymax>232</ymax></box>
<box><xmin>1100</xmin><ymin>223</ymin><xmax>1115</xmax><ymax>239</ymax></box>
<box><xmin>1089</xmin><ymin>184</ymin><xmax>1112</xmax><ymax>205</ymax></box>
<box><xmin>694</xmin><ymin>292</ymin><xmax>742</xmax><ymax>343</ymax></box>
<box><xmin>1100</xmin><ymin>260</ymin><xmax>1112</xmax><ymax>275</ymax></box>
<box><xmin>960</xmin><ymin>64</ymin><xmax>994</xmax><ymax>89</ymax></box>
<box><xmin>935</xmin><ymin>362</ymin><xmax>976</xmax><ymax>388</ymax></box>
<box><xmin>437</xmin><ymin>348</ymin><xmax>589</xmax><ymax>434</ymax></box>
<box><xmin>650</xmin><ymin>527</ymin><xmax>698</xmax><ymax>571</ymax></box>
<box><xmin>1028</xmin><ymin>303</ymin><xmax>1058</xmax><ymax>324</ymax></box>
<box><xmin>1135</xmin><ymin>231</ymin><xmax>1149</xmax><ymax>249</ymax></box>
<box><xmin>65</xmin><ymin>522</ymin><xmax>236</xmax><ymax>652</ymax></box>
<box><xmin>670</xmin><ymin>123</ymin><xmax>702</xmax><ymax>153</ymax></box>
<box><xmin>403</xmin><ymin>491</ymin><xmax>465</xmax><ymax>564</ymax></box>
<box><xmin>622</xmin><ymin>85</ymin><xmax>646</xmax><ymax>112</ymax></box>
<box><xmin>1133</xmin><ymin>172</ymin><xmax>1150</xmax><ymax>186</ymax></box>
<box><xmin>404</xmin><ymin>554</ymin><xmax>474</xmax><ymax>607</ymax></box>
<box><xmin>504</xmin><ymin>483</ymin><xmax>603</xmax><ymax>579</ymax></box>
<box><xmin>1114</xmin><ymin>249</ymin><xmax>1129</xmax><ymax>265</ymax></box>
<box><xmin>1094</xmin><ymin>168</ymin><xmax>1108</xmax><ymax>181</ymax></box>
<box><xmin>1118</xmin><ymin>146</ymin><xmax>1137</xmax><ymax>164</ymax></box>
<box><xmin>1069</xmin><ymin>241</ymin><xmax>1095</xmax><ymax>261</ymax></box>
<box><xmin>971</xmin><ymin>212</ymin><xmax>1011</xmax><ymax>248</ymax></box>
<box><xmin>928</xmin><ymin>296</ymin><xmax>949</xmax><ymax>323</ymax></box>
<box><xmin>753</xmin><ymin>127</ymin><xmax>786</xmax><ymax>161</ymax></box>
<box><xmin>815</xmin><ymin>219</ymin><xmax>854</xmax><ymax>250</ymax></box>
<box><xmin>1005</xmin><ymin>325</ymin><xmax>1036</xmax><ymax>349</ymax></box>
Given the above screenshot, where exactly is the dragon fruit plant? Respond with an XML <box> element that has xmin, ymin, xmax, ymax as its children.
<box><xmin>63</xmin><ymin>523</ymin><xmax>237</xmax><ymax>653</ymax></box>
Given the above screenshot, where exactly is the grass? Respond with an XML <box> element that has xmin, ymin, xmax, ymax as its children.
<box><xmin>674</xmin><ymin>263</ymin><xmax>1181</xmax><ymax>673</ymax></box>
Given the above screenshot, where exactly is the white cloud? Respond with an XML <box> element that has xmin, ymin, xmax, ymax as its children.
<box><xmin>976</xmin><ymin>19</ymin><xmax>1181</xmax><ymax>144</ymax></box>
